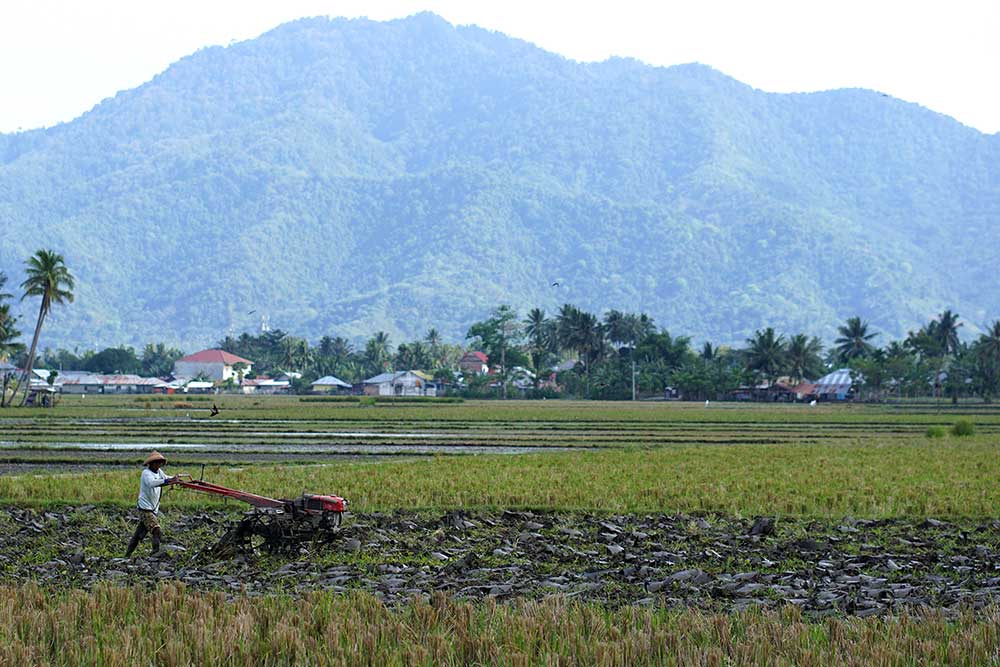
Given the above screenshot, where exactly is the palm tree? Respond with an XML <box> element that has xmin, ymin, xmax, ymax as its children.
<box><xmin>974</xmin><ymin>321</ymin><xmax>1000</xmax><ymax>403</ymax></box>
<box><xmin>365</xmin><ymin>332</ymin><xmax>393</xmax><ymax>374</ymax></box>
<box><xmin>279</xmin><ymin>336</ymin><xmax>312</xmax><ymax>372</ymax></box>
<box><xmin>0</xmin><ymin>272</ymin><xmax>19</xmax><ymax>361</ymax></box>
<box><xmin>424</xmin><ymin>328</ymin><xmax>442</xmax><ymax>349</ymax></box>
<box><xmin>745</xmin><ymin>328</ymin><xmax>787</xmax><ymax>388</ymax></box>
<box><xmin>834</xmin><ymin>317</ymin><xmax>877</xmax><ymax>364</ymax></box>
<box><xmin>786</xmin><ymin>334</ymin><xmax>824</xmax><ymax>383</ymax></box>
<box><xmin>934</xmin><ymin>309</ymin><xmax>963</xmax><ymax>356</ymax></box>
<box><xmin>0</xmin><ymin>272</ymin><xmax>23</xmax><ymax>408</ymax></box>
<box><xmin>979</xmin><ymin>321</ymin><xmax>1000</xmax><ymax>364</ymax></box>
<box><xmin>700</xmin><ymin>342</ymin><xmax>716</xmax><ymax>361</ymax></box>
<box><xmin>603</xmin><ymin>310</ymin><xmax>630</xmax><ymax>351</ymax></box>
<box><xmin>424</xmin><ymin>328</ymin><xmax>444</xmax><ymax>368</ymax></box>
<box><xmin>17</xmin><ymin>250</ymin><xmax>75</xmax><ymax>405</ymax></box>
<box><xmin>524</xmin><ymin>308</ymin><xmax>555</xmax><ymax>388</ymax></box>
<box><xmin>556</xmin><ymin>304</ymin><xmax>605</xmax><ymax>398</ymax></box>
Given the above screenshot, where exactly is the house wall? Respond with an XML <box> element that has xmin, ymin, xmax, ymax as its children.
<box><xmin>174</xmin><ymin>361</ymin><xmax>250</xmax><ymax>381</ymax></box>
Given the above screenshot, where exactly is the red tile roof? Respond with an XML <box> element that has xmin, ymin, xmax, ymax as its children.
<box><xmin>177</xmin><ymin>349</ymin><xmax>252</xmax><ymax>365</ymax></box>
<box><xmin>462</xmin><ymin>351</ymin><xmax>488</xmax><ymax>363</ymax></box>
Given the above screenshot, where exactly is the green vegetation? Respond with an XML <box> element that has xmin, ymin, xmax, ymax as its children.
<box><xmin>1</xmin><ymin>14</ymin><xmax>998</xmax><ymax>350</ymax></box>
<box><xmin>951</xmin><ymin>420</ymin><xmax>976</xmax><ymax>437</ymax></box>
<box><xmin>3</xmin><ymin>584</ymin><xmax>999</xmax><ymax>666</ymax></box>
<box><xmin>4</xmin><ymin>398</ymin><xmax>1000</xmax><ymax>662</ymax></box>
<box><xmin>5</xmin><ymin>436</ymin><xmax>1000</xmax><ymax>517</ymax></box>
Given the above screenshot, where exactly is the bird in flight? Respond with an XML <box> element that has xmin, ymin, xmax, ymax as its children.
<box><xmin>210</xmin><ymin>403</ymin><xmax>220</xmax><ymax>417</ymax></box>
<box><xmin>551</xmin><ymin>282</ymin><xmax>560</xmax><ymax>287</ymax></box>
<box><xmin>247</xmin><ymin>310</ymin><xmax>257</xmax><ymax>315</ymax></box>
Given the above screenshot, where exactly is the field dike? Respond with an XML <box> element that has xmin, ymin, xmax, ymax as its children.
<box><xmin>4</xmin><ymin>505</ymin><xmax>1000</xmax><ymax>618</ymax></box>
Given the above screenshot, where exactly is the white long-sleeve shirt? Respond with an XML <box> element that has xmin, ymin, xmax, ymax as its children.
<box><xmin>138</xmin><ymin>468</ymin><xmax>169</xmax><ymax>513</ymax></box>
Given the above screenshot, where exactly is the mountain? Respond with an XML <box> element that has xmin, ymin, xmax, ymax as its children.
<box><xmin>2</xmin><ymin>12</ymin><xmax>998</xmax><ymax>351</ymax></box>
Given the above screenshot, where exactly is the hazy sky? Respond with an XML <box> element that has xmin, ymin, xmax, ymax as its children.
<box><xmin>1</xmin><ymin>0</ymin><xmax>997</xmax><ymax>134</ymax></box>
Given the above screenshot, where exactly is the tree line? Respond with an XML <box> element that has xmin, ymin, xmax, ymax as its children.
<box><xmin>3</xmin><ymin>250</ymin><xmax>1000</xmax><ymax>403</ymax></box>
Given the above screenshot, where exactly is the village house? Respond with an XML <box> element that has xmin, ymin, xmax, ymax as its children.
<box><xmin>173</xmin><ymin>349</ymin><xmax>253</xmax><ymax>382</ymax></box>
<box><xmin>362</xmin><ymin>371</ymin><xmax>437</xmax><ymax>397</ymax></box>
<box><xmin>813</xmin><ymin>368</ymin><xmax>854</xmax><ymax>401</ymax></box>
<box><xmin>311</xmin><ymin>375</ymin><xmax>352</xmax><ymax>394</ymax></box>
<box><xmin>459</xmin><ymin>351</ymin><xmax>489</xmax><ymax>375</ymax></box>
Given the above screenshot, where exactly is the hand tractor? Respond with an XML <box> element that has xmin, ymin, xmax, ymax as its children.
<box><xmin>171</xmin><ymin>471</ymin><xmax>348</xmax><ymax>557</ymax></box>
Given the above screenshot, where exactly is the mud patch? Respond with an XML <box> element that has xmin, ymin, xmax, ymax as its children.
<box><xmin>3</xmin><ymin>506</ymin><xmax>1000</xmax><ymax>617</ymax></box>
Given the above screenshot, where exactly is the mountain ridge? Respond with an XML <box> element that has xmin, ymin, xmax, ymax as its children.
<box><xmin>1</xmin><ymin>13</ymin><xmax>997</xmax><ymax>350</ymax></box>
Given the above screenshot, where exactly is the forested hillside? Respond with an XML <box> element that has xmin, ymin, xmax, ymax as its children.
<box><xmin>1</xmin><ymin>12</ymin><xmax>997</xmax><ymax>349</ymax></box>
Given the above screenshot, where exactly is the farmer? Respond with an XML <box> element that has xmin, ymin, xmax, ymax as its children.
<box><xmin>124</xmin><ymin>451</ymin><xmax>178</xmax><ymax>556</ymax></box>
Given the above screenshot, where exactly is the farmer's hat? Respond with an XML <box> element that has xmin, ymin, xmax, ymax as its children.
<box><xmin>144</xmin><ymin>451</ymin><xmax>167</xmax><ymax>466</ymax></box>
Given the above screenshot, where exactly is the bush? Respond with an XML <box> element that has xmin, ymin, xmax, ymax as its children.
<box><xmin>925</xmin><ymin>426</ymin><xmax>947</xmax><ymax>438</ymax></box>
<box><xmin>950</xmin><ymin>420</ymin><xmax>976</xmax><ymax>437</ymax></box>
<box><xmin>358</xmin><ymin>396</ymin><xmax>377</xmax><ymax>407</ymax></box>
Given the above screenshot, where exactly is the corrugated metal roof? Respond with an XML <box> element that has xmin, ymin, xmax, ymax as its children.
<box><xmin>313</xmin><ymin>375</ymin><xmax>351</xmax><ymax>387</ymax></box>
<box><xmin>814</xmin><ymin>368</ymin><xmax>854</xmax><ymax>394</ymax></box>
<box><xmin>60</xmin><ymin>374</ymin><xmax>167</xmax><ymax>386</ymax></box>
<box><xmin>364</xmin><ymin>372</ymin><xmax>398</xmax><ymax>384</ymax></box>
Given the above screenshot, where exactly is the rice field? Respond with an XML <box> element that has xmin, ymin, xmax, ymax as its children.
<box><xmin>3</xmin><ymin>584</ymin><xmax>1000</xmax><ymax>666</ymax></box>
<box><xmin>3</xmin><ymin>396</ymin><xmax>1000</xmax><ymax>663</ymax></box>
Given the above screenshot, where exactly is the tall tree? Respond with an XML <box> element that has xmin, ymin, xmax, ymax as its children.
<box><xmin>833</xmin><ymin>317</ymin><xmax>877</xmax><ymax>364</ymax></box>
<box><xmin>933</xmin><ymin>309</ymin><xmax>963</xmax><ymax>356</ymax></box>
<box><xmin>467</xmin><ymin>305</ymin><xmax>522</xmax><ymax>398</ymax></box>
<box><xmin>0</xmin><ymin>272</ymin><xmax>21</xmax><ymax>361</ymax></box>
<box><xmin>745</xmin><ymin>328</ymin><xmax>787</xmax><ymax>387</ymax></box>
<box><xmin>523</xmin><ymin>308</ymin><xmax>556</xmax><ymax>388</ymax></box>
<box><xmin>786</xmin><ymin>334</ymin><xmax>824</xmax><ymax>383</ymax></box>
<box><xmin>556</xmin><ymin>304</ymin><xmax>605</xmax><ymax>397</ymax></box>
<box><xmin>0</xmin><ymin>272</ymin><xmax>23</xmax><ymax>407</ymax></box>
<box><xmin>364</xmin><ymin>332</ymin><xmax>393</xmax><ymax>375</ymax></box>
<box><xmin>17</xmin><ymin>251</ymin><xmax>75</xmax><ymax>406</ymax></box>
<box><xmin>973</xmin><ymin>321</ymin><xmax>1000</xmax><ymax>403</ymax></box>
<box><xmin>141</xmin><ymin>342</ymin><xmax>184</xmax><ymax>377</ymax></box>
<box><xmin>279</xmin><ymin>336</ymin><xmax>312</xmax><ymax>372</ymax></box>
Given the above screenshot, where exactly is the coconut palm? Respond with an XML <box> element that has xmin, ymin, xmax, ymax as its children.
<box><xmin>524</xmin><ymin>308</ymin><xmax>556</xmax><ymax>387</ymax></box>
<box><xmin>934</xmin><ymin>309</ymin><xmax>963</xmax><ymax>356</ymax></box>
<box><xmin>424</xmin><ymin>328</ymin><xmax>441</xmax><ymax>349</ymax></box>
<box><xmin>17</xmin><ymin>250</ymin><xmax>75</xmax><ymax>405</ymax></box>
<box><xmin>364</xmin><ymin>331</ymin><xmax>393</xmax><ymax>374</ymax></box>
<box><xmin>745</xmin><ymin>328</ymin><xmax>787</xmax><ymax>387</ymax></box>
<box><xmin>833</xmin><ymin>317</ymin><xmax>877</xmax><ymax>364</ymax></box>
<box><xmin>279</xmin><ymin>336</ymin><xmax>312</xmax><ymax>372</ymax></box>
<box><xmin>786</xmin><ymin>334</ymin><xmax>824</xmax><ymax>383</ymax></box>
<box><xmin>0</xmin><ymin>272</ymin><xmax>20</xmax><ymax>361</ymax></box>
<box><xmin>0</xmin><ymin>272</ymin><xmax>23</xmax><ymax>408</ymax></box>
<box><xmin>979</xmin><ymin>321</ymin><xmax>1000</xmax><ymax>364</ymax></box>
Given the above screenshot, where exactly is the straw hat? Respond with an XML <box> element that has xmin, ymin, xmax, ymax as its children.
<box><xmin>144</xmin><ymin>451</ymin><xmax>167</xmax><ymax>466</ymax></box>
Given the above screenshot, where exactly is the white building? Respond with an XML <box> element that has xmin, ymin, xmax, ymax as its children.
<box><xmin>362</xmin><ymin>371</ymin><xmax>437</xmax><ymax>397</ymax></box>
<box><xmin>173</xmin><ymin>349</ymin><xmax>253</xmax><ymax>382</ymax></box>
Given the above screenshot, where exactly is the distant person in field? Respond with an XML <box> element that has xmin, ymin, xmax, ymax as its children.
<box><xmin>124</xmin><ymin>451</ymin><xmax>178</xmax><ymax>557</ymax></box>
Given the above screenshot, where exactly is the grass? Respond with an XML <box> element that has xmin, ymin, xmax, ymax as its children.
<box><xmin>2</xmin><ymin>583</ymin><xmax>999</xmax><ymax>666</ymax></box>
<box><xmin>3</xmin><ymin>436</ymin><xmax>1000</xmax><ymax>517</ymax></box>
<box><xmin>5</xmin><ymin>398</ymin><xmax>1000</xmax><ymax>662</ymax></box>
